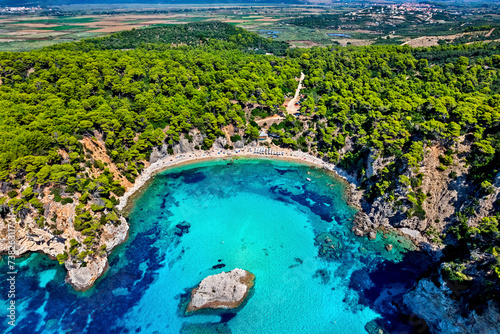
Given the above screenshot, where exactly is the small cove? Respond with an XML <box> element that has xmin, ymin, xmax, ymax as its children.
<box><xmin>0</xmin><ymin>158</ymin><xmax>422</xmax><ymax>333</ymax></box>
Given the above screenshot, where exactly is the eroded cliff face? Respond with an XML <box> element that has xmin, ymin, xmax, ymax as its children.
<box><xmin>350</xmin><ymin>142</ymin><xmax>485</xmax><ymax>245</ymax></box>
<box><xmin>402</xmin><ymin>274</ymin><xmax>500</xmax><ymax>334</ymax></box>
<box><xmin>1</xmin><ymin>130</ymin><xmax>498</xmax><ymax>330</ymax></box>
<box><xmin>0</xmin><ymin>132</ymin><xmax>132</xmax><ymax>292</ymax></box>
<box><xmin>346</xmin><ymin>141</ymin><xmax>500</xmax><ymax>334</ymax></box>
<box><xmin>0</xmin><ymin>211</ymin><xmax>128</xmax><ymax>291</ymax></box>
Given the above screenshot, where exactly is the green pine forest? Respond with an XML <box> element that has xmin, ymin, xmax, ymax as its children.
<box><xmin>0</xmin><ymin>22</ymin><xmax>499</xmax><ymax>308</ymax></box>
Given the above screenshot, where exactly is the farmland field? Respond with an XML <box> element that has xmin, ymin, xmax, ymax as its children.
<box><xmin>0</xmin><ymin>3</ymin><xmax>499</xmax><ymax>51</ymax></box>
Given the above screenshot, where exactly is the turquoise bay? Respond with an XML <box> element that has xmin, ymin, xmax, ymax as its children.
<box><xmin>1</xmin><ymin>158</ymin><xmax>415</xmax><ymax>333</ymax></box>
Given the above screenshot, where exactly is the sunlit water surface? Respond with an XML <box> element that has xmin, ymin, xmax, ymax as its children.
<box><xmin>1</xmin><ymin>158</ymin><xmax>418</xmax><ymax>334</ymax></box>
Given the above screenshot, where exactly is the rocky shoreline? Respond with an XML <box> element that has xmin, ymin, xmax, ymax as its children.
<box><xmin>1</xmin><ymin>144</ymin><xmax>365</xmax><ymax>293</ymax></box>
<box><xmin>115</xmin><ymin>146</ymin><xmax>363</xmax><ymax>214</ymax></box>
<box><xmin>1</xmin><ymin>142</ymin><xmax>425</xmax><ymax>292</ymax></box>
<box><xmin>3</xmin><ymin>138</ymin><xmax>499</xmax><ymax>333</ymax></box>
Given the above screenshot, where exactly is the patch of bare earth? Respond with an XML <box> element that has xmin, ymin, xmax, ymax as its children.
<box><xmin>92</xmin><ymin>25</ymin><xmax>147</xmax><ymax>33</ymax></box>
<box><xmin>255</xmin><ymin>115</ymin><xmax>284</xmax><ymax>129</ymax></box>
<box><xmin>254</xmin><ymin>18</ymin><xmax>281</xmax><ymax>22</ymax></box>
<box><xmin>221</xmin><ymin>20</ymin><xmax>246</xmax><ymax>23</ymax></box>
<box><xmin>288</xmin><ymin>40</ymin><xmax>322</xmax><ymax>48</ymax></box>
<box><xmin>419</xmin><ymin>144</ymin><xmax>470</xmax><ymax>232</ymax></box>
<box><xmin>287</xmin><ymin>72</ymin><xmax>305</xmax><ymax>115</ymax></box>
<box><xmin>17</xmin><ymin>23</ymin><xmax>60</xmax><ymax>28</ymax></box>
<box><xmin>402</xmin><ymin>31</ymin><xmax>490</xmax><ymax>47</ymax></box>
<box><xmin>332</xmin><ymin>38</ymin><xmax>374</xmax><ymax>46</ymax></box>
<box><xmin>5</xmin><ymin>30</ymin><xmax>56</xmax><ymax>36</ymax></box>
<box><xmin>81</xmin><ymin>136</ymin><xmax>132</xmax><ymax>190</ymax></box>
<box><xmin>141</xmin><ymin>20</ymin><xmax>184</xmax><ymax>25</ymax></box>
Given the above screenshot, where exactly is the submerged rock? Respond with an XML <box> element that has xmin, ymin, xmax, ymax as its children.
<box><xmin>186</xmin><ymin>269</ymin><xmax>255</xmax><ymax>313</ymax></box>
<box><xmin>174</xmin><ymin>221</ymin><xmax>191</xmax><ymax>237</ymax></box>
<box><xmin>315</xmin><ymin>232</ymin><xmax>344</xmax><ymax>260</ymax></box>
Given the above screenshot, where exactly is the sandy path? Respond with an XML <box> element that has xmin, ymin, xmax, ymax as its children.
<box><xmin>287</xmin><ymin>72</ymin><xmax>305</xmax><ymax>115</ymax></box>
<box><xmin>486</xmin><ymin>28</ymin><xmax>495</xmax><ymax>38</ymax></box>
<box><xmin>116</xmin><ymin>145</ymin><xmax>358</xmax><ymax>212</ymax></box>
<box><xmin>255</xmin><ymin>114</ymin><xmax>284</xmax><ymax>127</ymax></box>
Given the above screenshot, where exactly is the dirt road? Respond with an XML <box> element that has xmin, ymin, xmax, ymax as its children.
<box><xmin>287</xmin><ymin>72</ymin><xmax>305</xmax><ymax>115</ymax></box>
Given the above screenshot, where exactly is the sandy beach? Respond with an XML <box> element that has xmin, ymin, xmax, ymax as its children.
<box><xmin>116</xmin><ymin>145</ymin><xmax>360</xmax><ymax>213</ymax></box>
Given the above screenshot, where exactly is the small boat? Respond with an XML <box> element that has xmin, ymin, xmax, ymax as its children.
<box><xmin>306</xmin><ymin>178</ymin><xmax>312</xmax><ymax>181</ymax></box>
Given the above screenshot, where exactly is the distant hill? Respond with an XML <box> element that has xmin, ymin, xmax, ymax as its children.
<box><xmin>49</xmin><ymin>21</ymin><xmax>290</xmax><ymax>55</ymax></box>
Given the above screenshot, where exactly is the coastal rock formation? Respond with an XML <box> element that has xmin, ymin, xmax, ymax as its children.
<box><xmin>65</xmin><ymin>219</ymin><xmax>128</xmax><ymax>291</ymax></box>
<box><xmin>233</xmin><ymin>140</ymin><xmax>245</xmax><ymax>149</ymax></box>
<box><xmin>402</xmin><ymin>275</ymin><xmax>500</xmax><ymax>334</ymax></box>
<box><xmin>172</xmin><ymin>131</ymin><xmax>204</xmax><ymax>154</ymax></box>
<box><xmin>187</xmin><ymin>269</ymin><xmax>255</xmax><ymax>312</ymax></box>
<box><xmin>149</xmin><ymin>143</ymin><xmax>170</xmax><ymax>163</ymax></box>
<box><xmin>365</xmin><ymin>144</ymin><xmax>474</xmax><ymax>240</ymax></box>
<box><xmin>212</xmin><ymin>137</ymin><xmax>227</xmax><ymax>149</ymax></box>
<box><xmin>65</xmin><ymin>256</ymin><xmax>108</xmax><ymax>291</ymax></box>
<box><xmin>0</xmin><ymin>214</ymin><xmax>65</xmax><ymax>258</ymax></box>
<box><xmin>0</xmin><ymin>207</ymin><xmax>129</xmax><ymax>292</ymax></box>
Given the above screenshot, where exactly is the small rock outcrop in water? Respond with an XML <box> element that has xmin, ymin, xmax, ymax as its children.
<box><xmin>186</xmin><ymin>269</ymin><xmax>255</xmax><ymax>313</ymax></box>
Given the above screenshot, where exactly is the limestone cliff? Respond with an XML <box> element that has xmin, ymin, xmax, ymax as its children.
<box><xmin>402</xmin><ymin>274</ymin><xmax>500</xmax><ymax>334</ymax></box>
<box><xmin>345</xmin><ymin>140</ymin><xmax>500</xmax><ymax>333</ymax></box>
<box><xmin>0</xmin><ymin>210</ymin><xmax>128</xmax><ymax>292</ymax></box>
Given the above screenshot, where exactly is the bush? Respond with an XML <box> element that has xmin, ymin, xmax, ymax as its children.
<box><xmin>36</xmin><ymin>216</ymin><xmax>45</xmax><ymax>228</ymax></box>
<box><xmin>91</xmin><ymin>204</ymin><xmax>105</xmax><ymax>212</ymax></box>
<box><xmin>112</xmin><ymin>186</ymin><xmax>126</xmax><ymax>197</ymax></box>
<box><xmin>50</xmin><ymin>188</ymin><xmax>62</xmax><ymax>202</ymax></box>
<box><xmin>77</xmin><ymin>251</ymin><xmax>87</xmax><ymax>261</ymax></box>
<box><xmin>70</xmin><ymin>239</ymin><xmax>79</xmax><ymax>248</ymax></box>
<box><xmin>79</xmin><ymin>193</ymin><xmax>90</xmax><ymax>204</ymax></box>
<box><xmin>230</xmin><ymin>134</ymin><xmax>242</xmax><ymax>142</ymax></box>
<box><xmin>442</xmin><ymin>262</ymin><xmax>471</xmax><ymax>282</ymax></box>
<box><xmin>7</xmin><ymin>190</ymin><xmax>18</xmax><ymax>198</ymax></box>
<box><xmin>21</xmin><ymin>187</ymin><xmax>34</xmax><ymax>199</ymax></box>
<box><xmin>61</xmin><ymin>198</ymin><xmax>74</xmax><ymax>205</ymax></box>
<box><xmin>56</xmin><ymin>253</ymin><xmax>68</xmax><ymax>265</ymax></box>
<box><xmin>437</xmin><ymin>164</ymin><xmax>448</xmax><ymax>171</ymax></box>
<box><xmin>83</xmin><ymin>236</ymin><xmax>93</xmax><ymax>246</ymax></box>
<box><xmin>439</xmin><ymin>155</ymin><xmax>453</xmax><ymax>166</ymax></box>
<box><xmin>74</xmin><ymin>212</ymin><xmax>92</xmax><ymax>231</ymax></box>
<box><xmin>125</xmin><ymin>173</ymin><xmax>135</xmax><ymax>183</ymax></box>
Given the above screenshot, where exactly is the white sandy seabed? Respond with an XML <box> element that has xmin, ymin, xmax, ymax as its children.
<box><xmin>116</xmin><ymin>145</ymin><xmax>360</xmax><ymax>212</ymax></box>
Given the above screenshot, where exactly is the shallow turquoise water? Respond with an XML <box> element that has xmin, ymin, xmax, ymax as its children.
<box><xmin>0</xmin><ymin>158</ymin><xmax>420</xmax><ymax>333</ymax></box>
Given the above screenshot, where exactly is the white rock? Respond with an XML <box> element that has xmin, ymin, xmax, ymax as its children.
<box><xmin>187</xmin><ymin>268</ymin><xmax>255</xmax><ymax>312</ymax></box>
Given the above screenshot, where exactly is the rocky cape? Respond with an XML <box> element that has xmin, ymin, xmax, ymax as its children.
<box><xmin>1</xmin><ymin>130</ymin><xmax>499</xmax><ymax>333</ymax></box>
<box><xmin>186</xmin><ymin>268</ymin><xmax>255</xmax><ymax>313</ymax></box>
<box><xmin>0</xmin><ymin>210</ymin><xmax>128</xmax><ymax>292</ymax></box>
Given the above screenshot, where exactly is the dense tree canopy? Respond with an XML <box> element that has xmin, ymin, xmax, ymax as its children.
<box><xmin>0</xmin><ymin>22</ymin><xmax>499</xmax><ymax>306</ymax></box>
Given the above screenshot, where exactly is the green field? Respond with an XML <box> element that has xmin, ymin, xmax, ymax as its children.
<box><xmin>0</xmin><ymin>3</ymin><xmax>499</xmax><ymax>52</ymax></box>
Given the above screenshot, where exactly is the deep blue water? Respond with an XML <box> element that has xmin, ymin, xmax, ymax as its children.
<box><xmin>0</xmin><ymin>158</ymin><xmax>426</xmax><ymax>333</ymax></box>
